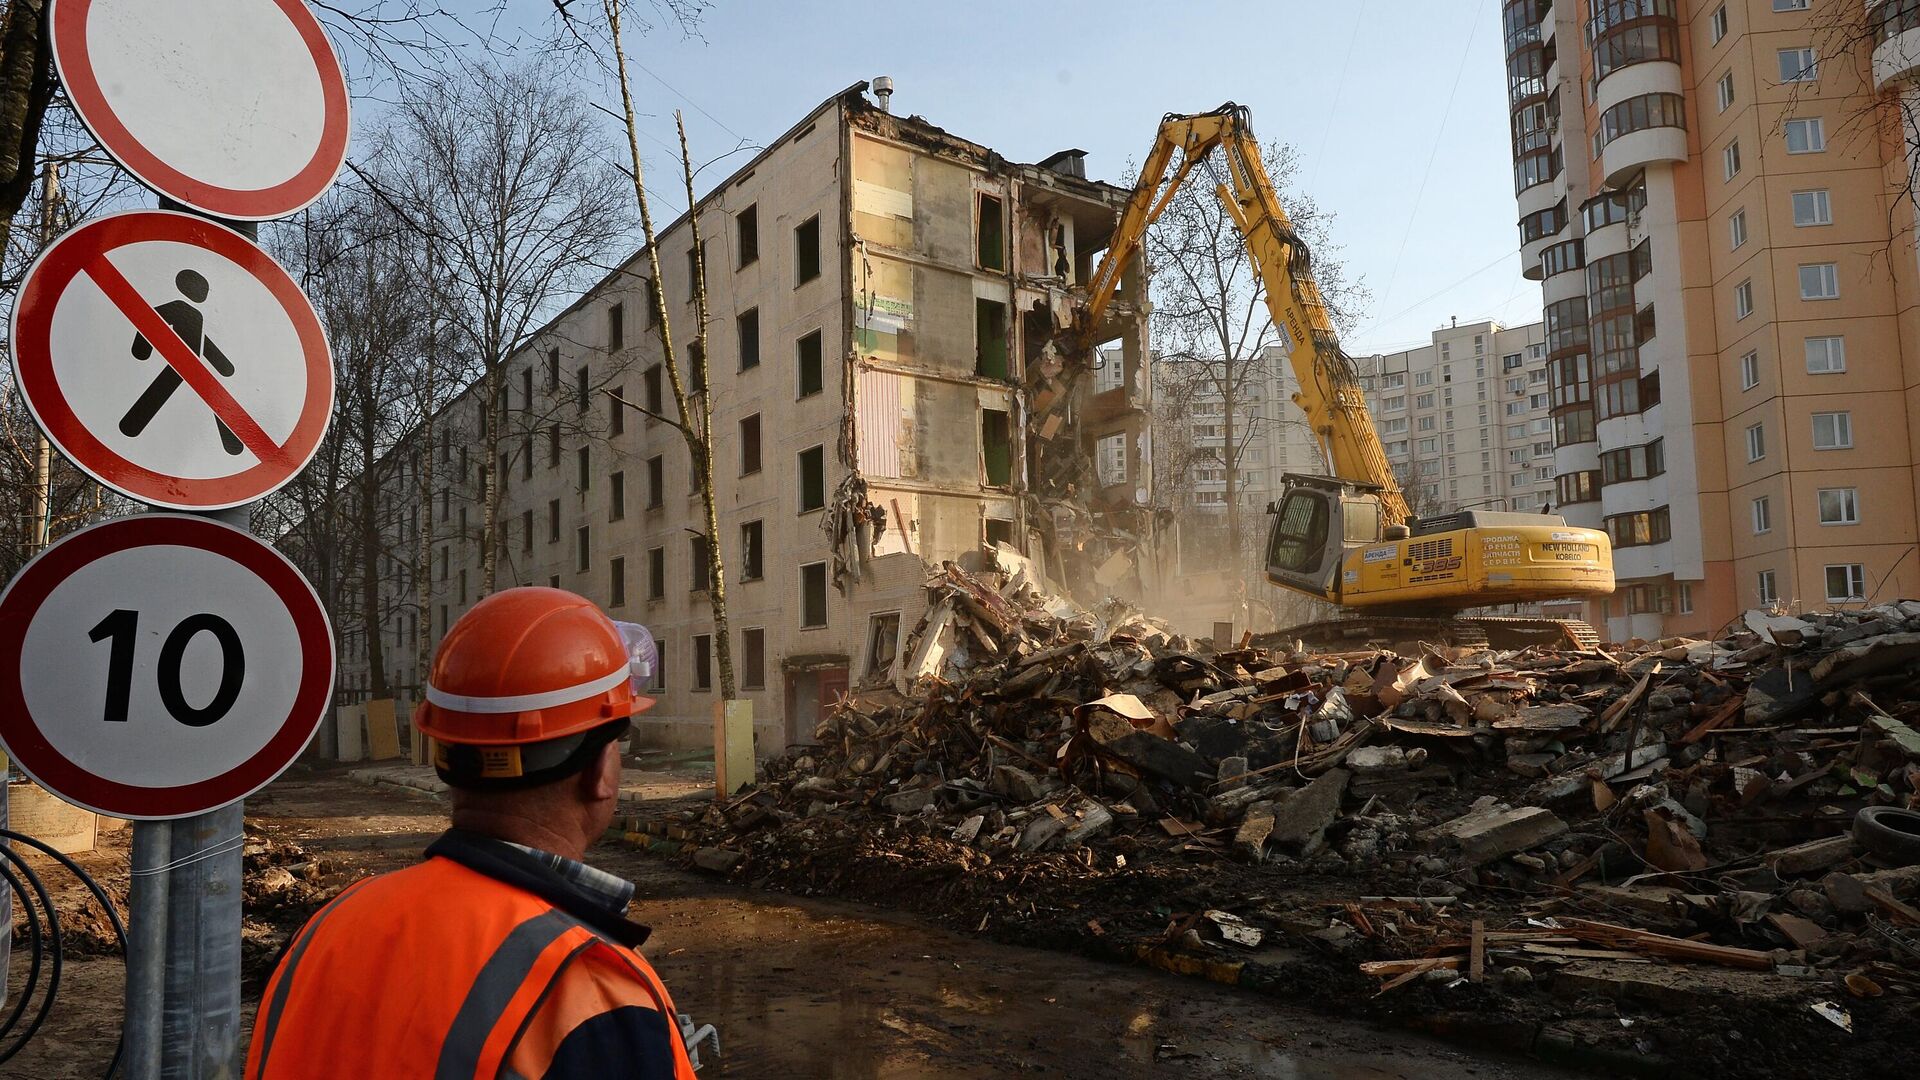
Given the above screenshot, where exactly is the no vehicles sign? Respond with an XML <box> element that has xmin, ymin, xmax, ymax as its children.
<box><xmin>50</xmin><ymin>0</ymin><xmax>351</xmax><ymax>221</ymax></box>
<box><xmin>0</xmin><ymin>515</ymin><xmax>334</xmax><ymax>820</ymax></box>
<box><xmin>10</xmin><ymin>210</ymin><xmax>334</xmax><ymax>511</ymax></box>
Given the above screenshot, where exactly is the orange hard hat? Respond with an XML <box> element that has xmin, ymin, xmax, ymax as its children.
<box><xmin>416</xmin><ymin>588</ymin><xmax>655</xmax><ymax>788</ymax></box>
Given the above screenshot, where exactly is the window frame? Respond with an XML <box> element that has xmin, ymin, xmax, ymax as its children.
<box><xmin>1784</xmin><ymin>116</ymin><xmax>1826</xmax><ymax>154</ymax></box>
<box><xmin>1751</xmin><ymin>494</ymin><xmax>1771</xmax><ymax>534</ymax></box>
<box><xmin>1746</xmin><ymin>422</ymin><xmax>1766</xmax><ymax>462</ymax></box>
<box><xmin>1791</xmin><ymin>189</ymin><xmax>1832</xmax><ymax>227</ymax></box>
<box><xmin>1805</xmin><ymin>335</ymin><xmax>1846</xmax><ymax>374</ymax></box>
<box><xmin>1825</xmin><ymin>563</ymin><xmax>1867</xmax><ymax>603</ymax></box>
<box><xmin>1739</xmin><ymin>350</ymin><xmax>1759</xmax><ymax>391</ymax></box>
<box><xmin>799</xmin><ymin>561</ymin><xmax>828</xmax><ymax>629</ymax></box>
<box><xmin>1735</xmin><ymin>279</ymin><xmax>1754</xmax><ymax>319</ymax></box>
<box><xmin>1799</xmin><ymin>262</ymin><xmax>1840</xmax><ymax>301</ymax></box>
<box><xmin>1811</xmin><ymin>410</ymin><xmax>1853</xmax><ymax>450</ymax></box>
<box><xmin>1729</xmin><ymin>208</ymin><xmax>1747</xmax><ymax>248</ymax></box>
<box><xmin>1818</xmin><ymin>486</ymin><xmax>1860</xmax><ymax>526</ymax></box>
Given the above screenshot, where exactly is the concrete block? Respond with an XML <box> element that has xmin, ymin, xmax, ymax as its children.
<box><xmin>1019</xmin><ymin>814</ymin><xmax>1067</xmax><ymax>851</ymax></box>
<box><xmin>882</xmin><ymin>787</ymin><xmax>935</xmax><ymax>815</ymax></box>
<box><xmin>1437</xmin><ymin>805</ymin><xmax>1567</xmax><ymax>866</ymax></box>
<box><xmin>1063</xmin><ymin>804</ymin><xmax>1114</xmax><ymax>846</ymax></box>
<box><xmin>335</xmin><ymin>704</ymin><xmax>365</xmax><ymax>762</ymax></box>
<box><xmin>692</xmin><ymin>847</ymin><xmax>745</xmax><ymax>874</ymax></box>
<box><xmin>1268</xmin><ymin>769</ymin><xmax>1350</xmax><ymax>856</ymax></box>
<box><xmin>6</xmin><ymin>782</ymin><xmax>97</xmax><ymax>854</ymax></box>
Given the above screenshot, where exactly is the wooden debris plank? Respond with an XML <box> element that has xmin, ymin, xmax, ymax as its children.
<box><xmin>1357</xmin><ymin>956</ymin><xmax>1464</xmax><ymax>977</ymax></box>
<box><xmin>1559</xmin><ymin>918</ymin><xmax>1772</xmax><ymax>969</ymax></box>
<box><xmin>1679</xmin><ymin>694</ymin><xmax>1747</xmax><ymax>745</ymax></box>
<box><xmin>1469</xmin><ymin>920</ymin><xmax>1486</xmax><ymax>983</ymax></box>
<box><xmin>1864</xmin><ymin>885</ymin><xmax>1920</xmax><ymax>928</ymax></box>
<box><xmin>1600</xmin><ymin>674</ymin><xmax>1652</xmax><ymax>733</ymax></box>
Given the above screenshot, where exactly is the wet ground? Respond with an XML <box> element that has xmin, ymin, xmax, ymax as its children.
<box><xmin>7</xmin><ymin>769</ymin><xmax>1576</xmax><ymax>1079</ymax></box>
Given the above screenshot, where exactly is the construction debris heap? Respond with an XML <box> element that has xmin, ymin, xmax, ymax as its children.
<box><xmin>632</xmin><ymin>548</ymin><xmax>1920</xmax><ymax>1077</ymax></box>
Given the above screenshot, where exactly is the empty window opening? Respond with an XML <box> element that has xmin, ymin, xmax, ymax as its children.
<box><xmin>799</xmin><ymin>446</ymin><xmax>826</xmax><ymax>512</ymax></box>
<box><xmin>981</xmin><ymin>408</ymin><xmax>1013</xmax><ymax>486</ymax></box>
<box><xmin>741</xmin><ymin>628</ymin><xmax>766</xmax><ymax>690</ymax></box>
<box><xmin>693</xmin><ymin>634</ymin><xmax>713</xmax><ymax>691</ymax></box>
<box><xmin>985</xmin><ymin>518</ymin><xmax>1015</xmax><ymax>548</ymax></box>
<box><xmin>975</xmin><ymin>298</ymin><xmax>1009</xmax><ymax>379</ymax></box>
<box><xmin>800</xmin><ymin>562</ymin><xmax>828</xmax><ymax>628</ymax></box>
<box><xmin>737</xmin><ymin>204</ymin><xmax>759</xmax><ymax>267</ymax></box>
<box><xmin>738</xmin><ymin>308</ymin><xmax>761</xmax><ymax>370</ymax></box>
<box><xmin>741</xmin><ymin>413</ymin><xmax>762</xmax><ymax>475</ymax></box>
<box><xmin>797</xmin><ymin>330</ymin><xmax>824</xmax><ymax>397</ymax></box>
<box><xmin>866</xmin><ymin>612</ymin><xmax>901</xmax><ymax>680</ymax></box>
<box><xmin>976</xmin><ymin>194</ymin><xmax>1005</xmax><ymax>271</ymax></box>
<box><xmin>740</xmin><ymin>520</ymin><xmax>764</xmax><ymax>580</ymax></box>
<box><xmin>795</xmin><ymin>215</ymin><xmax>821</xmax><ymax>284</ymax></box>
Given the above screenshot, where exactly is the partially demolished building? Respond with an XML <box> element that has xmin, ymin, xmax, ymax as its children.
<box><xmin>322</xmin><ymin>81</ymin><xmax>1153</xmax><ymax>752</ymax></box>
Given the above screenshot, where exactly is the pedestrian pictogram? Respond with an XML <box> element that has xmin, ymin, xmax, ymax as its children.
<box><xmin>0</xmin><ymin>514</ymin><xmax>335</xmax><ymax>820</ymax></box>
<box><xmin>9</xmin><ymin>209</ymin><xmax>334</xmax><ymax>510</ymax></box>
<box><xmin>49</xmin><ymin>0</ymin><xmax>352</xmax><ymax>221</ymax></box>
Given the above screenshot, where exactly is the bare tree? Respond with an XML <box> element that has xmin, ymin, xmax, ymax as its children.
<box><xmin>1143</xmin><ymin>141</ymin><xmax>1366</xmax><ymax>578</ymax></box>
<box><xmin>372</xmin><ymin>59</ymin><xmax>632</xmax><ymax>592</ymax></box>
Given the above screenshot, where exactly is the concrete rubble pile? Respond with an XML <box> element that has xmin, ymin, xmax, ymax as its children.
<box><xmin>632</xmin><ymin>561</ymin><xmax>1920</xmax><ymax>1069</ymax></box>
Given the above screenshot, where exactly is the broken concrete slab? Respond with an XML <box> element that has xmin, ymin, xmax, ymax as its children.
<box><xmin>989</xmin><ymin>765</ymin><xmax>1051</xmax><ymax>804</ymax></box>
<box><xmin>1234</xmin><ymin>804</ymin><xmax>1276</xmax><ymax>860</ymax></box>
<box><xmin>692</xmin><ymin>847</ymin><xmax>745</xmax><ymax>874</ymax></box>
<box><xmin>881</xmin><ymin>788</ymin><xmax>936</xmax><ymax>815</ymax></box>
<box><xmin>1018</xmin><ymin>814</ymin><xmax>1067</xmax><ymax>851</ymax></box>
<box><xmin>1267</xmin><ymin>769</ymin><xmax>1350</xmax><ymax>857</ymax></box>
<box><xmin>1063</xmin><ymin>803</ymin><xmax>1115</xmax><ymax>846</ymax></box>
<box><xmin>1431</xmin><ymin>805</ymin><xmax>1568</xmax><ymax>866</ymax></box>
<box><xmin>1763</xmin><ymin>834</ymin><xmax>1856</xmax><ymax>876</ymax></box>
<box><xmin>1104</xmin><ymin>730</ymin><xmax>1214</xmax><ymax>789</ymax></box>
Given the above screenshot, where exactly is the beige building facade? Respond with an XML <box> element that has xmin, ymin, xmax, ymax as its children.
<box><xmin>319</xmin><ymin>83</ymin><xmax>1152</xmax><ymax>753</ymax></box>
<box><xmin>1503</xmin><ymin>0</ymin><xmax>1920</xmax><ymax>641</ymax></box>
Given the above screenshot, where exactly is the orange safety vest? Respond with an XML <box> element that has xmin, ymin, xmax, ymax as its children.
<box><xmin>246</xmin><ymin>838</ymin><xmax>698</xmax><ymax>1080</ymax></box>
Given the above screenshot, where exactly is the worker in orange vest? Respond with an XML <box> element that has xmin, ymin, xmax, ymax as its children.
<box><xmin>246</xmin><ymin>587</ymin><xmax>700</xmax><ymax>1079</ymax></box>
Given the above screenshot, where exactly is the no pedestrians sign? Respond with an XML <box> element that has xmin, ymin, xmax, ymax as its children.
<box><xmin>10</xmin><ymin>209</ymin><xmax>335</xmax><ymax>510</ymax></box>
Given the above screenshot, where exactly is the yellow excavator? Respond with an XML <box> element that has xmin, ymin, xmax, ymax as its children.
<box><xmin>1079</xmin><ymin>105</ymin><xmax>1614</xmax><ymax>649</ymax></box>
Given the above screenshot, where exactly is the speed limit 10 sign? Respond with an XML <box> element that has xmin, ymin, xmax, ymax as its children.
<box><xmin>0</xmin><ymin>514</ymin><xmax>334</xmax><ymax>819</ymax></box>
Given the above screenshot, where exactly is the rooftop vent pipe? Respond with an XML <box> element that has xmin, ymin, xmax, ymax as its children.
<box><xmin>873</xmin><ymin>76</ymin><xmax>895</xmax><ymax>113</ymax></box>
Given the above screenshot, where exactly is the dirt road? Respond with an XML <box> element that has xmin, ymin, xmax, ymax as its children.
<box><xmin>8</xmin><ymin>769</ymin><xmax>1574</xmax><ymax>1078</ymax></box>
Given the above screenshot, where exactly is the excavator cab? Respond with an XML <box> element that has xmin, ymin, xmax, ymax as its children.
<box><xmin>1264</xmin><ymin>474</ymin><xmax>1388</xmax><ymax>601</ymax></box>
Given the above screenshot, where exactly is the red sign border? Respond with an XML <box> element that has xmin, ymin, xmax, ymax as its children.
<box><xmin>0</xmin><ymin>514</ymin><xmax>335</xmax><ymax>820</ymax></box>
<box><xmin>9</xmin><ymin>209</ymin><xmax>335</xmax><ymax>511</ymax></box>
<box><xmin>49</xmin><ymin>0</ymin><xmax>351</xmax><ymax>221</ymax></box>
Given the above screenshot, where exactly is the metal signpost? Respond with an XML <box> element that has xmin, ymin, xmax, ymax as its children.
<box><xmin>0</xmin><ymin>1</ymin><xmax>352</xmax><ymax>1073</ymax></box>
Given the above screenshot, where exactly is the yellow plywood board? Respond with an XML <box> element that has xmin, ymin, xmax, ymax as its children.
<box><xmin>365</xmin><ymin>698</ymin><xmax>401</xmax><ymax>760</ymax></box>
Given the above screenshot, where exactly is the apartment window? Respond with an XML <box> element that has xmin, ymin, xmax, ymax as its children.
<box><xmin>1826</xmin><ymin>564</ymin><xmax>1867</xmax><ymax>603</ymax></box>
<box><xmin>1746</xmin><ymin>422</ymin><xmax>1766</xmax><ymax>461</ymax></box>
<box><xmin>1723</xmin><ymin>140</ymin><xmax>1741</xmax><ymax>180</ymax></box>
<box><xmin>1418</xmin><ymin>415</ymin><xmax>1436</xmax><ymax>431</ymax></box>
<box><xmin>651</xmin><ymin>640</ymin><xmax>666</xmax><ymax>691</ymax></box>
<box><xmin>546</xmin><ymin>347</ymin><xmax>560</xmax><ymax>390</ymax></box>
<box><xmin>795</xmin><ymin>215</ymin><xmax>821</xmax><ymax>284</ymax></box>
<box><xmin>740</xmin><ymin>519</ymin><xmax>763</xmax><ymax>581</ymax></box>
<box><xmin>459</xmin><ymin>568</ymin><xmax>468</xmax><ymax>606</ymax></box>
<box><xmin>576</xmin><ymin>365</ymin><xmax>590</xmax><ymax>413</ymax></box>
<box><xmin>1774</xmin><ymin>0</ymin><xmax>1809</xmax><ymax>9</ymax></box>
<box><xmin>981</xmin><ymin>409</ymin><xmax>1013</xmax><ymax>486</ymax></box>
<box><xmin>975</xmin><ymin>299</ymin><xmax>1009</xmax><ymax>379</ymax></box>
<box><xmin>610</xmin><ymin>471</ymin><xmax>625</xmax><ymax>520</ymax></box>
<box><xmin>1805</xmin><ymin>336</ymin><xmax>1846</xmax><ymax>373</ymax></box>
<box><xmin>609</xmin><ymin>385</ymin><xmax>625</xmax><ymax>436</ymax></box>
<box><xmin>1757</xmin><ymin>569</ymin><xmax>1778</xmax><ymax>605</ymax></box>
<box><xmin>797</xmin><ymin>330</ymin><xmax>823</xmax><ymax>397</ymax></box>
<box><xmin>547</xmin><ymin>498</ymin><xmax>560</xmax><ymax>542</ymax></box>
<box><xmin>1778</xmin><ymin>47</ymin><xmax>1817</xmax><ymax>83</ymax></box>
<box><xmin>738</xmin><ymin>308</ymin><xmax>760</xmax><ymax>370</ymax></box>
<box><xmin>542</xmin><ymin>425</ymin><xmax>557</xmax><ymax>469</ymax></box>
<box><xmin>690</xmin><ymin>534</ymin><xmax>709</xmax><ymax>592</ymax></box>
<box><xmin>1751</xmin><ymin>495</ymin><xmax>1771</xmax><ymax>534</ymax></box>
<box><xmin>976</xmin><ymin>193</ymin><xmax>1005</xmax><ymax>271</ymax></box>
<box><xmin>520</xmin><ymin>366</ymin><xmax>534</xmax><ymax>414</ymax></box>
<box><xmin>521</xmin><ymin>437</ymin><xmax>533</xmax><ymax>479</ymax></box>
<box><xmin>1735</xmin><ymin>279</ymin><xmax>1753</xmax><ymax>319</ymax></box>
<box><xmin>1728</xmin><ymin>209</ymin><xmax>1747</xmax><ymax>249</ymax></box>
<box><xmin>520</xmin><ymin>509</ymin><xmax>532</xmax><ymax>552</ymax></box>
<box><xmin>736</xmin><ymin>204</ymin><xmax>758</xmax><ymax>267</ymax></box>
<box><xmin>740</xmin><ymin>627</ymin><xmax>766</xmax><ymax>690</ymax></box>
<box><xmin>1604</xmin><ymin>506</ymin><xmax>1672</xmax><ymax>548</ymax></box>
<box><xmin>798</xmin><ymin>445</ymin><xmax>825</xmax><ymax>512</ymax></box>
<box><xmin>576</xmin><ymin>446</ymin><xmax>590</xmax><ymax>491</ymax></box>
<box><xmin>1414</xmin><ymin>371</ymin><xmax>1433</xmax><ymax>387</ymax></box>
<box><xmin>692</xmin><ymin>634</ymin><xmax>713</xmax><ymax>692</ymax></box>
<box><xmin>1799</xmin><ymin>263</ymin><xmax>1839</xmax><ymax>300</ymax></box>
<box><xmin>575</xmin><ymin>525</ymin><xmax>590</xmax><ymax>573</ymax></box>
<box><xmin>1710</xmin><ymin>6</ymin><xmax>1727</xmax><ymax>43</ymax></box>
<box><xmin>1812</xmin><ymin>410</ymin><xmax>1853</xmax><ymax>449</ymax></box>
<box><xmin>647</xmin><ymin>546</ymin><xmax>665</xmax><ymax>600</ymax></box>
<box><xmin>799</xmin><ymin>561</ymin><xmax>828</xmax><ymax>628</ymax></box>
<box><xmin>1717</xmin><ymin>71</ymin><xmax>1735</xmax><ymax>112</ymax></box>
<box><xmin>643</xmin><ymin>365</ymin><xmax>663</xmax><ymax>414</ymax></box>
<box><xmin>1415</xmin><ymin>391</ymin><xmax>1435</xmax><ymax>409</ymax></box>
<box><xmin>865</xmin><ymin>613</ymin><xmax>901</xmax><ymax>680</ymax></box>
<box><xmin>610</xmin><ymin>556</ymin><xmax>626</xmax><ymax>607</ymax></box>
<box><xmin>1819</xmin><ymin>487</ymin><xmax>1860</xmax><ymax>525</ymax></box>
<box><xmin>1740</xmin><ymin>350</ymin><xmax>1760</xmax><ymax>391</ymax></box>
<box><xmin>1791</xmin><ymin>189</ymin><xmax>1831</xmax><ymax>226</ymax></box>
<box><xmin>1785</xmin><ymin>117</ymin><xmax>1825</xmax><ymax>153</ymax></box>
<box><xmin>1678</xmin><ymin>583</ymin><xmax>1694</xmax><ymax>614</ymax></box>
<box><xmin>646</xmin><ymin>455</ymin><xmax>664</xmax><ymax>508</ymax></box>
<box><xmin>607</xmin><ymin>302</ymin><xmax>625</xmax><ymax>350</ymax></box>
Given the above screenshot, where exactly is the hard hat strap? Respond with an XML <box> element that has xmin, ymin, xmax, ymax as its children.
<box><xmin>436</xmin><ymin>718</ymin><xmax>632</xmax><ymax>792</ymax></box>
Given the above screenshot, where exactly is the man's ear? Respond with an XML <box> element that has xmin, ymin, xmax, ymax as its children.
<box><xmin>585</xmin><ymin>739</ymin><xmax>622</xmax><ymax>802</ymax></box>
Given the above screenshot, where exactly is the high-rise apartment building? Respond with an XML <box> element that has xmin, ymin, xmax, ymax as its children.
<box><xmin>1502</xmin><ymin>0</ymin><xmax>1920</xmax><ymax>640</ymax></box>
<box><xmin>1358</xmin><ymin>320</ymin><xmax>1555</xmax><ymax>518</ymax></box>
<box><xmin>301</xmin><ymin>83</ymin><xmax>1153</xmax><ymax>752</ymax></box>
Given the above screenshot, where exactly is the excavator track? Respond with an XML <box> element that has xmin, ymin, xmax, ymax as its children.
<box><xmin>1258</xmin><ymin>615</ymin><xmax>1600</xmax><ymax>654</ymax></box>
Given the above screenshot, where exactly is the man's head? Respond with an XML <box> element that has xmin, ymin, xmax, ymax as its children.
<box><xmin>415</xmin><ymin>588</ymin><xmax>655</xmax><ymax>854</ymax></box>
<box><xmin>447</xmin><ymin>734</ymin><xmax>625</xmax><ymax>856</ymax></box>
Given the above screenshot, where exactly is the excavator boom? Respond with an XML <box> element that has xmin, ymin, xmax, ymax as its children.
<box><xmin>1080</xmin><ymin>104</ymin><xmax>1614</xmax><ymax>644</ymax></box>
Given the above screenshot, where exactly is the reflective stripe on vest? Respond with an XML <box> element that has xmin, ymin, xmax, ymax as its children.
<box><xmin>250</xmin><ymin>879</ymin><xmax>374</xmax><ymax>1080</ymax></box>
<box><xmin>434</xmin><ymin>910</ymin><xmax>579</xmax><ymax>1080</ymax></box>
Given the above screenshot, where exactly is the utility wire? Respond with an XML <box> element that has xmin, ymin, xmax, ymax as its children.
<box><xmin>627</xmin><ymin>55</ymin><xmax>744</xmax><ymax>142</ymax></box>
<box><xmin>1376</xmin><ymin>0</ymin><xmax>1494</xmax><ymax>311</ymax></box>
<box><xmin>1309</xmin><ymin>0</ymin><xmax>1368</xmax><ymax>193</ymax></box>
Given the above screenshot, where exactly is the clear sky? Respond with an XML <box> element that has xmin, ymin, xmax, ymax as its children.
<box><xmin>438</xmin><ymin>0</ymin><xmax>1536</xmax><ymax>357</ymax></box>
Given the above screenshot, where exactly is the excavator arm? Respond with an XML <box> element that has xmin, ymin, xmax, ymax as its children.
<box><xmin>1080</xmin><ymin>104</ymin><xmax>1410</xmax><ymax>525</ymax></box>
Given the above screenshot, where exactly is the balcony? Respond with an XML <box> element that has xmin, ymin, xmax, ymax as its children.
<box><xmin>1873</xmin><ymin>0</ymin><xmax>1920</xmax><ymax>90</ymax></box>
<box><xmin>1597</xmin><ymin>91</ymin><xmax>1687</xmax><ymax>188</ymax></box>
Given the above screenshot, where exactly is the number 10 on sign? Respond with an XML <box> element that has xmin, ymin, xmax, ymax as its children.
<box><xmin>0</xmin><ymin>515</ymin><xmax>333</xmax><ymax>820</ymax></box>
